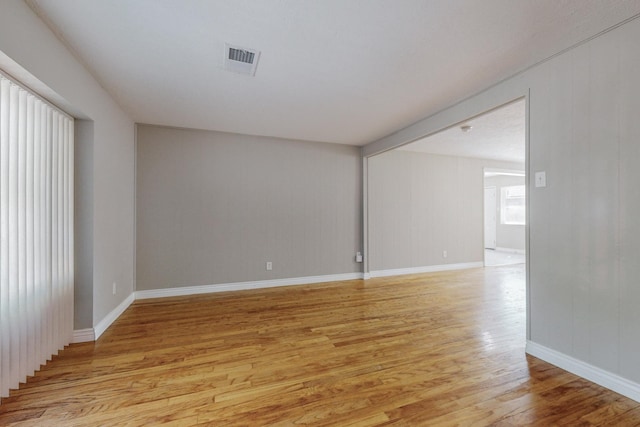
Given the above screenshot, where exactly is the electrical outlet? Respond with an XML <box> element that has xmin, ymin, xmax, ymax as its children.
<box><xmin>112</xmin><ymin>282</ymin><xmax>117</xmax><ymax>295</ymax></box>
<box><xmin>443</xmin><ymin>250</ymin><xmax>448</xmax><ymax>258</ymax></box>
<box><xmin>266</xmin><ymin>262</ymin><xmax>272</xmax><ymax>271</ymax></box>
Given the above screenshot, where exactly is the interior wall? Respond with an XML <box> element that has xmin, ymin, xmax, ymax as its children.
<box><xmin>136</xmin><ymin>125</ymin><xmax>362</xmax><ymax>291</ymax></box>
<box><xmin>526</xmin><ymin>21</ymin><xmax>640</xmax><ymax>379</ymax></box>
<box><xmin>484</xmin><ymin>174</ymin><xmax>525</xmax><ymax>252</ymax></box>
<box><xmin>74</xmin><ymin>120</ymin><xmax>93</xmax><ymax>329</ymax></box>
<box><xmin>363</xmin><ymin>16</ymin><xmax>640</xmax><ymax>386</ymax></box>
<box><xmin>0</xmin><ymin>0</ymin><xmax>135</xmax><ymax>329</ymax></box>
<box><xmin>368</xmin><ymin>150</ymin><xmax>523</xmax><ymax>272</ymax></box>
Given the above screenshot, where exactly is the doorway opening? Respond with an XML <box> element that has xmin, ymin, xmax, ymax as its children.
<box><xmin>484</xmin><ymin>169</ymin><xmax>526</xmax><ymax>267</ymax></box>
<box><xmin>365</xmin><ymin>97</ymin><xmax>527</xmax><ymax>273</ymax></box>
<box><xmin>363</xmin><ymin>95</ymin><xmax>529</xmax><ymax>355</ymax></box>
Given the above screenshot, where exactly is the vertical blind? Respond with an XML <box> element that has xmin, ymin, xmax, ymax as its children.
<box><xmin>0</xmin><ymin>74</ymin><xmax>74</xmax><ymax>400</ymax></box>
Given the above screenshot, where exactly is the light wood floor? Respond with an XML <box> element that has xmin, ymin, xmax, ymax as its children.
<box><xmin>2</xmin><ymin>265</ymin><xmax>640</xmax><ymax>426</ymax></box>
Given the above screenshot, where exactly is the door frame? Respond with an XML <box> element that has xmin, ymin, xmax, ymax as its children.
<box><xmin>484</xmin><ymin>185</ymin><xmax>497</xmax><ymax>252</ymax></box>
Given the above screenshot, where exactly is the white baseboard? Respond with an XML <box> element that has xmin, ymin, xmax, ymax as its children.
<box><xmin>135</xmin><ymin>272</ymin><xmax>364</xmax><ymax>300</ymax></box>
<box><xmin>84</xmin><ymin>273</ymin><xmax>364</xmax><ymax>342</ymax></box>
<box><xmin>494</xmin><ymin>247</ymin><xmax>526</xmax><ymax>255</ymax></box>
<box><xmin>369</xmin><ymin>262</ymin><xmax>483</xmax><ymax>278</ymax></box>
<box><xmin>93</xmin><ymin>293</ymin><xmax>135</xmax><ymax>340</ymax></box>
<box><xmin>72</xmin><ymin>328</ymin><xmax>95</xmax><ymax>343</ymax></box>
<box><xmin>526</xmin><ymin>341</ymin><xmax>640</xmax><ymax>403</ymax></box>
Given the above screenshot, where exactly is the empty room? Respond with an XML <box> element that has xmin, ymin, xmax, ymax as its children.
<box><xmin>2</xmin><ymin>1</ymin><xmax>640</xmax><ymax>425</ymax></box>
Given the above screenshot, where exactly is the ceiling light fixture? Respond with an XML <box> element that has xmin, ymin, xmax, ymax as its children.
<box><xmin>460</xmin><ymin>125</ymin><xmax>472</xmax><ymax>133</ymax></box>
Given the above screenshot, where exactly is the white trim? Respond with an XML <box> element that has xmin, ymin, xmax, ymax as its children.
<box><xmin>526</xmin><ymin>341</ymin><xmax>640</xmax><ymax>403</ymax></box>
<box><xmin>369</xmin><ymin>262</ymin><xmax>483</xmax><ymax>278</ymax></box>
<box><xmin>494</xmin><ymin>247</ymin><xmax>526</xmax><ymax>255</ymax></box>
<box><xmin>93</xmin><ymin>293</ymin><xmax>135</xmax><ymax>340</ymax></box>
<box><xmin>135</xmin><ymin>273</ymin><xmax>364</xmax><ymax>300</ymax></box>
<box><xmin>72</xmin><ymin>328</ymin><xmax>95</xmax><ymax>343</ymax></box>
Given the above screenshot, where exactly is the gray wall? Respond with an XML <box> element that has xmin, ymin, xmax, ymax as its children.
<box><xmin>74</xmin><ymin>120</ymin><xmax>93</xmax><ymax>328</ymax></box>
<box><xmin>484</xmin><ymin>174</ymin><xmax>525</xmax><ymax>251</ymax></box>
<box><xmin>0</xmin><ymin>0</ymin><xmax>136</xmax><ymax>329</ymax></box>
<box><xmin>368</xmin><ymin>150</ymin><xmax>523</xmax><ymax>271</ymax></box>
<box><xmin>364</xmin><ymin>16</ymin><xmax>640</xmax><ymax>384</ymax></box>
<box><xmin>527</xmin><ymin>21</ymin><xmax>638</xmax><ymax>378</ymax></box>
<box><xmin>136</xmin><ymin>125</ymin><xmax>362</xmax><ymax>291</ymax></box>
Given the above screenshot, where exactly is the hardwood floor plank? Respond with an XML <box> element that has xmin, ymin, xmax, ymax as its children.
<box><xmin>1</xmin><ymin>264</ymin><xmax>639</xmax><ymax>426</ymax></box>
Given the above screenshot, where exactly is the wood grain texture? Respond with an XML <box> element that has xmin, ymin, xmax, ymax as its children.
<box><xmin>2</xmin><ymin>265</ymin><xmax>639</xmax><ymax>426</ymax></box>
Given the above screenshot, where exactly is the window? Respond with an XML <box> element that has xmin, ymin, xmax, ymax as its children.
<box><xmin>500</xmin><ymin>185</ymin><xmax>525</xmax><ymax>225</ymax></box>
<box><xmin>0</xmin><ymin>73</ymin><xmax>74</xmax><ymax>400</ymax></box>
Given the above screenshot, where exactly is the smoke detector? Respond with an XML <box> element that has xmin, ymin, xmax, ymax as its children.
<box><xmin>224</xmin><ymin>43</ymin><xmax>261</xmax><ymax>76</ymax></box>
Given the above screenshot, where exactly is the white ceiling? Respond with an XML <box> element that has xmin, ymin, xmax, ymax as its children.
<box><xmin>399</xmin><ymin>99</ymin><xmax>525</xmax><ymax>163</ymax></box>
<box><xmin>27</xmin><ymin>0</ymin><xmax>640</xmax><ymax>146</ymax></box>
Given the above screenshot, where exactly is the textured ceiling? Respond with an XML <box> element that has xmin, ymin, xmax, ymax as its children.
<box><xmin>399</xmin><ymin>99</ymin><xmax>525</xmax><ymax>163</ymax></box>
<box><xmin>28</xmin><ymin>0</ymin><xmax>640</xmax><ymax>146</ymax></box>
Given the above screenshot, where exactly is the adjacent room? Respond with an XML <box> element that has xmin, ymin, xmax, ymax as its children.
<box><xmin>484</xmin><ymin>168</ymin><xmax>526</xmax><ymax>267</ymax></box>
<box><xmin>2</xmin><ymin>0</ymin><xmax>640</xmax><ymax>425</ymax></box>
<box><xmin>367</xmin><ymin>99</ymin><xmax>526</xmax><ymax>274</ymax></box>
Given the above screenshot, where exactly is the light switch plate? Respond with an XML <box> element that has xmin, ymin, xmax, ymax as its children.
<box><xmin>535</xmin><ymin>171</ymin><xmax>546</xmax><ymax>188</ymax></box>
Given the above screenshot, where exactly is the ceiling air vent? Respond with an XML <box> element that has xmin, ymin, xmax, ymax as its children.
<box><xmin>224</xmin><ymin>43</ymin><xmax>261</xmax><ymax>76</ymax></box>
